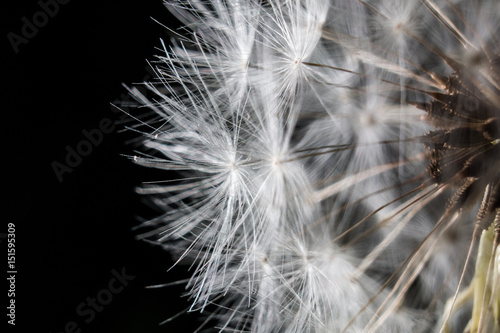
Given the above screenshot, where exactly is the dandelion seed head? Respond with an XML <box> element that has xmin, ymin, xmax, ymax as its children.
<box><xmin>128</xmin><ymin>0</ymin><xmax>500</xmax><ymax>331</ymax></box>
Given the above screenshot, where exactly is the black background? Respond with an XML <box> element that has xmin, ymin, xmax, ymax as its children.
<box><xmin>4</xmin><ymin>1</ymin><xmax>204</xmax><ymax>332</ymax></box>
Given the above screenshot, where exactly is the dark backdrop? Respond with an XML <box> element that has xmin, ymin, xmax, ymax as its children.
<box><xmin>4</xmin><ymin>1</ymin><xmax>204</xmax><ymax>332</ymax></box>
